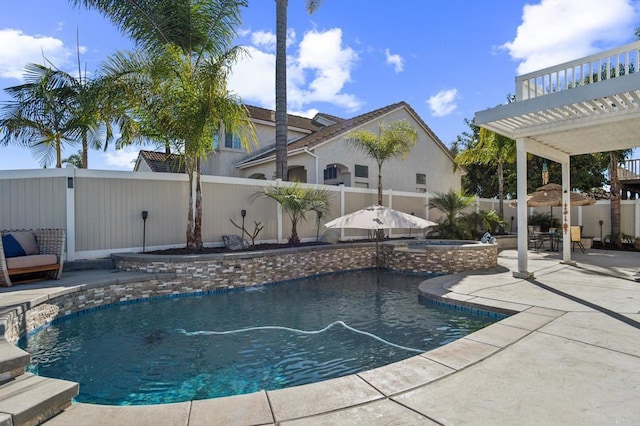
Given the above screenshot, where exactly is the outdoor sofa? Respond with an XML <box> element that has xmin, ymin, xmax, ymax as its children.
<box><xmin>0</xmin><ymin>228</ymin><xmax>65</xmax><ymax>286</ymax></box>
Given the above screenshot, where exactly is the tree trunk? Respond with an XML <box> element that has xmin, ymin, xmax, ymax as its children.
<box><xmin>497</xmin><ymin>159</ymin><xmax>504</xmax><ymax>219</ymax></box>
<box><xmin>194</xmin><ymin>157</ymin><xmax>203</xmax><ymax>250</ymax></box>
<box><xmin>290</xmin><ymin>219</ymin><xmax>299</xmax><ymax>245</ymax></box>
<box><xmin>82</xmin><ymin>138</ymin><xmax>88</xmax><ymax>169</ymax></box>
<box><xmin>377</xmin><ymin>163</ymin><xmax>383</xmax><ymax>206</ymax></box>
<box><xmin>275</xmin><ymin>0</ymin><xmax>288</xmax><ymax>180</ymax></box>
<box><xmin>377</xmin><ymin>162</ymin><xmax>384</xmax><ymax>240</ymax></box>
<box><xmin>609</xmin><ymin>152</ymin><xmax>622</xmax><ymax>249</ymax></box>
<box><xmin>55</xmin><ymin>138</ymin><xmax>62</xmax><ymax>168</ymax></box>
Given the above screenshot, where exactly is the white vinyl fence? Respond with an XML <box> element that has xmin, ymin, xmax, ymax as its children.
<box><xmin>2</xmin><ymin>168</ymin><xmax>639</xmax><ymax>261</ymax></box>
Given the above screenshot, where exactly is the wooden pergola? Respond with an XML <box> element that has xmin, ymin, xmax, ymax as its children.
<box><xmin>475</xmin><ymin>41</ymin><xmax>640</xmax><ymax>278</ymax></box>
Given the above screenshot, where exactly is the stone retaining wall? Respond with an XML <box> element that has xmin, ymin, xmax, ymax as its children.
<box><xmin>385</xmin><ymin>242</ymin><xmax>497</xmax><ymax>274</ymax></box>
<box><xmin>112</xmin><ymin>244</ymin><xmax>377</xmax><ymax>290</ymax></box>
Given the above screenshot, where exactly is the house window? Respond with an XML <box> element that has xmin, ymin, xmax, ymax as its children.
<box><xmin>416</xmin><ymin>173</ymin><xmax>426</xmax><ymax>185</ymax></box>
<box><xmin>355</xmin><ymin>164</ymin><xmax>368</xmax><ymax>178</ymax></box>
<box><xmin>324</xmin><ymin>165</ymin><xmax>338</xmax><ymax>180</ymax></box>
<box><xmin>225</xmin><ymin>132</ymin><xmax>242</xmax><ymax>150</ymax></box>
<box><xmin>214</xmin><ymin>131</ymin><xmax>242</xmax><ymax>150</ymax></box>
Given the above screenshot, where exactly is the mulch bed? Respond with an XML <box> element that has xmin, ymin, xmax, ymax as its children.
<box><xmin>146</xmin><ymin>241</ymin><xmax>330</xmax><ymax>255</ymax></box>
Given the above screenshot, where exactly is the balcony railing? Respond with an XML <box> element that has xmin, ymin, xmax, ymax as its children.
<box><xmin>619</xmin><ymin>159</ymin><xmax>640</xmax><ymax>181</ymax></box>
<box><xmin>516</xmin><ymin>41</ymin><xmax>640</xmax><ymax>101</ymax></box>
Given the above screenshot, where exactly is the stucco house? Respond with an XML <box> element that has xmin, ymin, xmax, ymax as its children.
<box><xmin>134</xmin><ymin>101</ymin><xmax>463</xmax><ymax>193</ymax></box>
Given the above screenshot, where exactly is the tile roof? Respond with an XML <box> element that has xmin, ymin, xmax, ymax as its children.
<box><xmin>244</xmin><ymin>104</ymin><xmax>324</xmax><ymax>132</ymax></box>
<box><xmin>138</xmin><ymin>150</ymin><xmax>186</xmax><ymax>173</ymax></box>
<box><xmin>238</xmin><ymin>101</ymin><xmax>455</xmax><ymax>166</ymax></box>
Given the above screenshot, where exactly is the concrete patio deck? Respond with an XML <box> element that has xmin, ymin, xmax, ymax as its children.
<box><xmin>4</xmin><ymin>249</ymin><xmax>640</xmax><ymax>425</ymax></box>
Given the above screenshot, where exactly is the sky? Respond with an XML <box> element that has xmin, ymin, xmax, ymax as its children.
<box><xmin>0</xmin><ymin>0</ymin><xmax>639</xmax><ymax>171</ymax></box>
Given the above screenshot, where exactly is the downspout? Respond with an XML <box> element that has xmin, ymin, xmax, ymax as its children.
<box><xmin>304</xmin><ymin>148</ymin><xmax>319</xmax><ymax>184</ymax></box>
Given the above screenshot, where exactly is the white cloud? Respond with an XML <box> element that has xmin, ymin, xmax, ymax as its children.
<box><xmin>0</xmin><ymin>29</ymin><xmax>73</xmax><ymax>79</ymax></box>
<box><xmin>502</xmin><ymin>0</ymin><xmax>638</xmax><ymax>74</ymax></box>
<box><xmin>385</xmin><ymin>48</ymin><xmax>404</xmax><ymax>73</ymax></box>
<box><xmin>288</xmin><ymin>108</ymin><xmax>319</xmax><ymax>118</ymax></box>
<box><xmin>251</xmin><ymin>30</ymin><xmax>277</xmax><ymax>51</ymax></box>
<box><xmin>229</xmin><ymin>46</ymin><xmax>275</xmax><ymax>108</ymax></box>
<box><xmin>231</xmin><ymin>27</ymin><xmax>361</xmax><ymax>113</ymax></box>
<box><xmin>103</xmin><ymin>147</ymin><xmax>139</xmax><ymax>169</ymax></box>
<box><xmin>427</xmin><ymin>88</ymin><xmax>459</xmax><ymax>117</ymax></box>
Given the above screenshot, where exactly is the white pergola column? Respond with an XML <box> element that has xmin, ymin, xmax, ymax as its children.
<box><xmin>514</xmin><ymin>138</ymin><xmax>531</xmax><ymax>278</ymax></box>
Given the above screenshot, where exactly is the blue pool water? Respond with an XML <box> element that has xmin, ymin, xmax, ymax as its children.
<box><xmin>19</xmin><ymin>270</ymin><xmax>499</xmax><ymax>405</ymax></box>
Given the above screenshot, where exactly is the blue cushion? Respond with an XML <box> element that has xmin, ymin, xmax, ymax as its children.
<box><xmin>2</xmin><ymin>233</ymin><xmax>26</xmax><ymax>258</ymax></box>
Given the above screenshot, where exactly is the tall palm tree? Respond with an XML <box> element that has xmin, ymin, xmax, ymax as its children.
<box><xmin>0</xmin><ymin>64</ymin><xmax>78</xmax><ymax>168</ymax></box>
<box><xmin>0</xmin><ymin>57</ymin><xmax>113</xmax><ymax>169</ymax></box>
<box><xmin>454</xmin><ymin>127</ymin><xmax>516</xmax><ymax>219</ymax></box>
<box><xmin>275</xmin><ymin>0</ymin><xmax>323</xmax><ymax>180</ymax></box>
<box><xmin>75</xmin><ymin>0</ymin><xmax>255</xmax><ymax>250</ymax></box>
<box><xmin>255</xmin><ymin>181</ymin><xmax>331</xmax><ymax>245</ymax></box>
<box><xmin>347</xmin><ymin>120</ymin><xmax>417</xmax><ymax>206</ymax></box>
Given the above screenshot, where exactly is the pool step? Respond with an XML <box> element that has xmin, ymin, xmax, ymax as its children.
<box><xmin>0</xmin><ymin>373</ymin><xmax>78</xmax><ymax>426</ymax></box>
<box><xmin>0</xmin><ymin>339</ymin><xmax>30</xmax><ymax>384</ymax></box>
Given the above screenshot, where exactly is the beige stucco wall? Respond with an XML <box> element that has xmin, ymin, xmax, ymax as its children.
<box><xmin>202</xmin><ymin>121</ymin><xmax>311</xmax><ymax>179</ymax></box>
<box><xmin>238</xmin><ymin>106</ymin><xmax>463</xmax><ymax>195</ymax></box>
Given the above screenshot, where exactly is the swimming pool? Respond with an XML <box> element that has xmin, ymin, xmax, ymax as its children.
<box><xmin>19</xmin><ymin>270</ymin><xmax>499</xmax><ymax>405</ymax></box>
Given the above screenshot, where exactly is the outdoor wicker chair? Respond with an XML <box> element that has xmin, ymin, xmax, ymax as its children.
<box><xmin>0</xmin><ymin>228</ymin><xmax>66</xmax><ymax>286</ymax></box>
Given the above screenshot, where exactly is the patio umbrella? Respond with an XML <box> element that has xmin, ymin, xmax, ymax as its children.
<box><xmin>510</xmin><ymin>183</ymin><xmax>596</xmax><ymax>208</ymax></box>
<box><xmin>324</xmin><ymin>204</ymin><xmax>437</xmax><ymax>268</ymax></box>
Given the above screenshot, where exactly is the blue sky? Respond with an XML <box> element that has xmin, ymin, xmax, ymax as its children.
<box><xmin>1</xmin><ymin>0</ymin><xmax>639</xmax><ymax>170</ymax></box>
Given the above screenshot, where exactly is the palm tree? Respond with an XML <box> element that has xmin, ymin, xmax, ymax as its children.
<box><xmin>255</xmin><ymin>181</ymin><xmax>331</xmax><ymax>245</ymax></box>
<box><xmin>427</xmin><ymin>190</ymin><xmax>475</xmax><ymax>239</ymax></box>
<box><xmin>275</xmin><ymin>0</ymin><xmax>323</xmax><ymax>180</ymax></box>
<box><xmin>76</xmin><ymin>0</ymin><xmax>255</xmax><ymax>250</ymax></box>
<box><xmin>454</xmin><ymin>127</ymin><xmax>516</xmax><ymax>219</ymax></box>
<box><xmin>1</xmin><ymin>64</ymin><xmax>78</xmax><ymax>168</ymax></box>
<box><xmin>1</xmin><ymin>56</ymin><xmax>114</xmax><ymax>169</ymax></box>
<box><xmin>347</xmin><ymin>120</ymin><xmax>418</xmax><ymax>205</ymax></box>
<box><xmin>62</xmin><ymin>149</ymin><xmax>84</xmax><ymax>168</ymax></box>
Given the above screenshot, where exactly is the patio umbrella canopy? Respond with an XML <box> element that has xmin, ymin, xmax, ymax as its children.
<box><xmin>324</xmin><ymin>204</ymin><xmax>436</xmax><ymax>230</ymax></box>
<box><xmin>510</xmin><ymin>183</ymin><xmax>596</xmax><ymax>207</ymax></box>
<box><xmin>324</xmin><ymin>205</ymin><xmax>436</xmax><ymax>268</ymax></box>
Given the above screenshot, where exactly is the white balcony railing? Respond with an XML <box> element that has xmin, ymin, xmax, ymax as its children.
<box><xmin>619</xmin><ymin>159</ymin><xmax>640</xmax><ymax>180</ymax></box>
<box><xmin>516</xmin><ymin>41</ymin><xmax>640</xmax><ymax>101</ymax></box>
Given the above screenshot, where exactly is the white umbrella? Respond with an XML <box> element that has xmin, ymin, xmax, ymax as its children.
<box><xmin>324</xmin><ymin>204</ymin><xmax>436</xmax><ymax>267</ymax></box>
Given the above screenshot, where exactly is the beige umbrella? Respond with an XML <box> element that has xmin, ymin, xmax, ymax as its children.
<box><xmin>324</xmin><ymin>204</ymin><xmax>436</xmax><ymax>268</ymax></box>
<box><xmin>510</xmin><ymin>183</ymin><xmax>596</xmax><ymax>207</ymax></box>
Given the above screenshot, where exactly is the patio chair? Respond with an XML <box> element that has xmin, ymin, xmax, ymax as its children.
<box><xmin>527</xmin><ymin>226</ymin><xmax>543</xmax><ymax>251</ymax></box>
<box><xmin>571</xmin><ymin>226</ymin><xmax>585</xmax><ymax>253</ymax></box>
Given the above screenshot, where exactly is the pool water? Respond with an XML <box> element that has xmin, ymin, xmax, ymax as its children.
<box><xmin>19</xmin><ymin>270</ymin><xmax>499</xmax><ymax>405</ymax></box>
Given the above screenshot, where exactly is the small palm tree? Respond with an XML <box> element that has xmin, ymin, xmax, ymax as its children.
<box><xmin>255</xmin><ymin>181</ymin><xmax>331</xmax><ymax>245</ymax></box>
<box><xmin>62</xmin><ymin>150</ymin><xmax>84</xmax><ymax>168</ymax></box>
<box><xmin>427</xmin><ymin>190</ymin><xmax>475</xmax><ymax>239</ymax></box>
<box><xmin>347</xmin><ymin>120</ymin><xmax>418</xmax><ymax>206</ymax></box>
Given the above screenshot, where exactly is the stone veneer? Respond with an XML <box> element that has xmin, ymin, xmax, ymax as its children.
<box><xmin>112</xmin><ymin>242</ymin><xmax>497</xmax><ymax>288</ymax></box>
<box><xmin>4</xmin><ymin>241</ymin><xmax>497</xmax><ymax>343</ymax></box>
<box><xmin>384</xmin><ymin>241</ymin><xmax>498</xmax><ymax>274</ymax></box>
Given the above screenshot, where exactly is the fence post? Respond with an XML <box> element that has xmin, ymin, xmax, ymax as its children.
<box><xmin>635</xmin><ymin>199</ymin><xmax>640</xmax><ymax>238</ymax></box>
<box><xmin>65</xmin><ymin>167</ymin><xmax>76</xmax><ymax>261</ymax></box>
<box><xmin>388</xmin><ymin>189</ymin><xmax>393</xmax><ymax>238</ymax></box>
<box><xmin>339</xmin><ymin>184</ymin><xmax>345</xmax><ymax>241</ymax></box>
